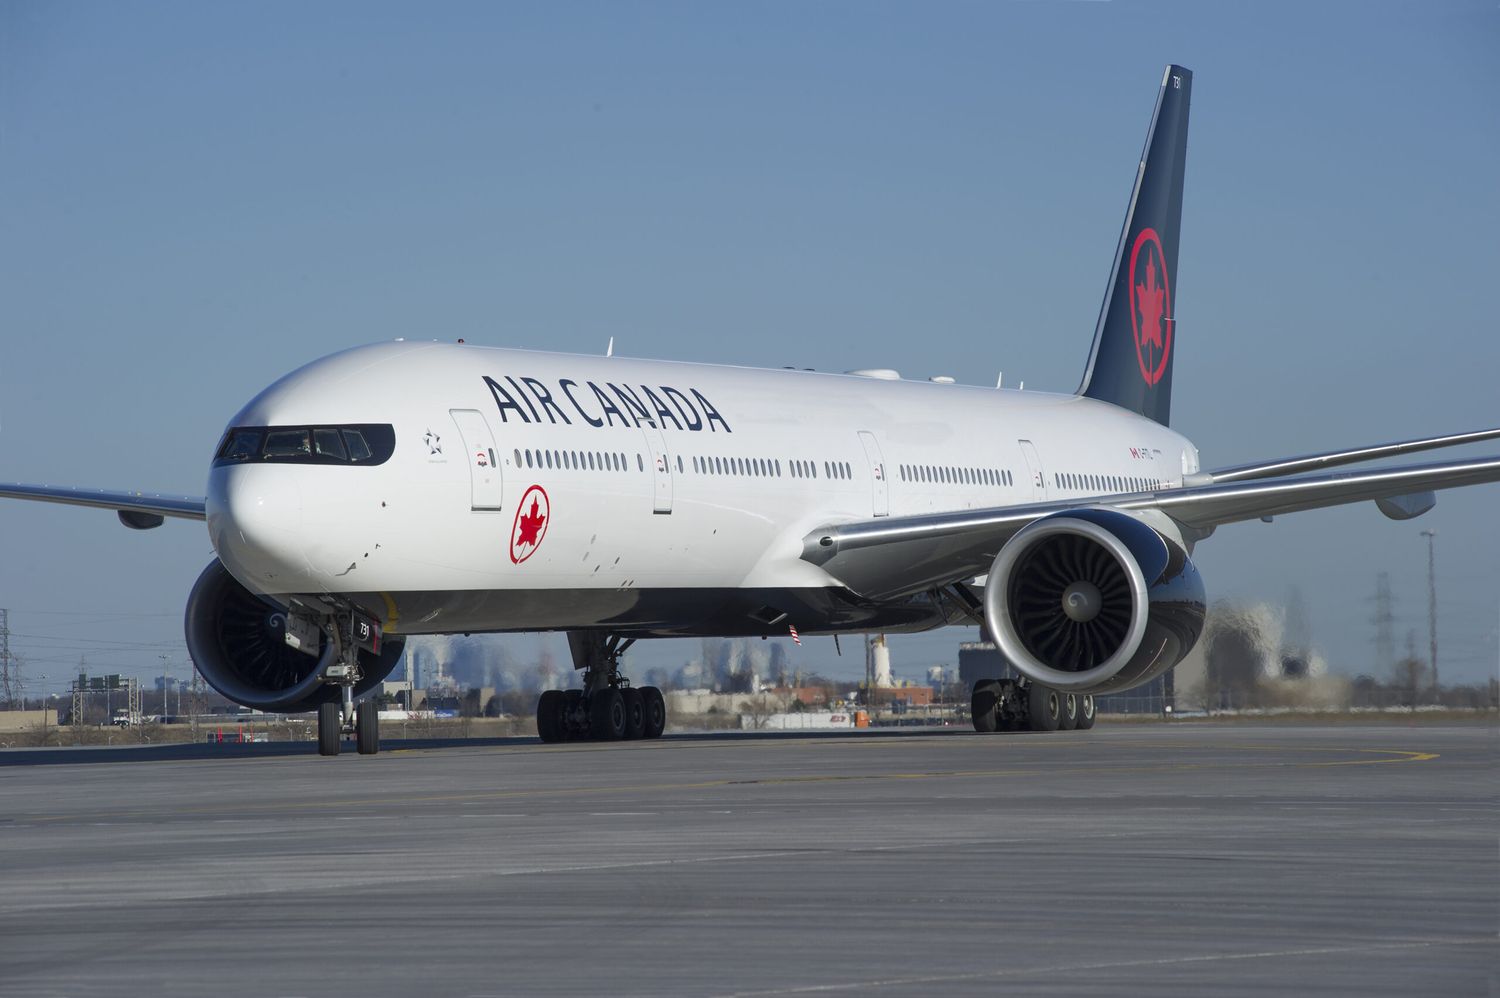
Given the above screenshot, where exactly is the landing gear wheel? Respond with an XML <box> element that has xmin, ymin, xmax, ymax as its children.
<box><xmin>562</xmin><ymin>690</ymin><xmax>584</xmax><ymax>741</ymax></box>
<box><xmin>317</xmin><ymin>701</ymin><xmax>341</xmax><ymax>757</ymax></box>
<box><xmin>1076</xmin><ymin>694</ymin><xmax>1097</xmax><ymax>730</ymax></box>
<box><xmin>1058</xmin><ymin>693</ymin><xmax>1079</xmax><ymax>731</ymax></box>
<box><xmin>621</xmin><ymin>687</ymin><xmax>646</xmax><ymax>740</ymax></box>
<box><xmin>971</xmin><ymin>679</ymin><xmax>1001</xmax><ymax>733</ymax></box>
<box><xmin>640</xmin><ymin>686</ymin><xmax>666</xmax><ymax>739</ymax></box>
<box><xmin>536</xmin><ymin>689</ymin><xmax>565</xmax><ymax>743</ymax></box>
<box><xmin>356</xmin><ymin>699</ymin><xmax>380</xmax><ymax>755</ymax></box>
<box><xmin>1027</xmin><ymin>684</ymin><xmax>1061</xmax><ymax>732</ymax></box>
<box><xmin>590</xmin><ymin>688</ymin><xmax>627</xmax><ymax>741</ymax></box>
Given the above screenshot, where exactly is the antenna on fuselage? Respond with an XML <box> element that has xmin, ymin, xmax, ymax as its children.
<box><xmin>996</xmin><ymin>372</ymin><xmax>1003</xmax><ymax>389</ymax></box>
<box><xmin>606</xmin><ymin>337</ymin><xmax>614</xmax><ymax>358</ymax></box>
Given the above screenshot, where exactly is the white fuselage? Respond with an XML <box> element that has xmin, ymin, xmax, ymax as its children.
<box><xmin>207</xmin><ymin>341</ymin><xmax>1196</xmax><ymax>638</ymax></box>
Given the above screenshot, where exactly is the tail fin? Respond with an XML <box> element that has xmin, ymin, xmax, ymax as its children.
<box><xmin>1077</xmin><ymin>65</ymin><xmax>1192</xmax><ymax>426</ymax></box>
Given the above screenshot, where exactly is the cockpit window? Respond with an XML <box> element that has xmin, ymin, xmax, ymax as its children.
<box><xmin>313</xmin><ymin>428</ymin><xmax>347</xmax><ymax>460</ymax></box>
<box><xmin>264</xmin><ymin>429</ymin><xmax>311</xmax><ymax>458</ymax></box>
<box><xmin>342</xmin><ymin>429</ymin><xmax>372</xmax><ymax>461</ymax></box>
<box><xmin>214</xmin><ymin>424</ymin><xmax>395</xmax><ymax>467</ymax></box>
<box><xmin>221</xmin><ymin>428</ymin><xmax>263</xmax><ymax>461</ymax></box>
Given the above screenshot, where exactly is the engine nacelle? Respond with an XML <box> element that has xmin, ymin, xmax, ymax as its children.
<box><xmin>983</xmin><ymin>509</ymin><xmax>1205</xmax><ymax>694</ymax></box>
<box><xmin>184</xmin><ymin>560</ymin><xmax>404</xmax><ymax>713</ymax></box>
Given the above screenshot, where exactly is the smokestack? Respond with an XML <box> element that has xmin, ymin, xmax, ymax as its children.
<box><xmin>872</xmin><ymin>635</ymin><xmax>894</xmax><ymax>687</ymax></box>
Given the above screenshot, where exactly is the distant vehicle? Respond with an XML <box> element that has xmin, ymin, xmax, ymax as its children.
<box><xmin>110</xmin><ymin>709</ymin><xmax>142</xmax><ymax>727</ymax></box>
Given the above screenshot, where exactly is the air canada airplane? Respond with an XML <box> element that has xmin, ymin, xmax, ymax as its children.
<box><xmin>5</xmin><ymin>65</ymin><xmax>1500</xmax><ymax>756</ymax></box>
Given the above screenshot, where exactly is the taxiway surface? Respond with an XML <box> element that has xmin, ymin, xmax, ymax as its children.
<box><xmin>1</xmin><ymin>723</ymin><xmax>1495</xmax><ymax>996</ymax></box>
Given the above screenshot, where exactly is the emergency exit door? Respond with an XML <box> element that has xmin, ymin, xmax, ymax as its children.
<box><xmin>639</xmin><ymin>419</ymin><xmax>673</xmax><ymax>514</ymax></box>
<box><xmin>450</xmin><ymin>409</ymin><xmax>504</xmax><ymax>511</ymax></box>
<box><xmin>1018</xmin><ymin>439</ymin><xmax>1047</xmax><ymax>501</ymax></box>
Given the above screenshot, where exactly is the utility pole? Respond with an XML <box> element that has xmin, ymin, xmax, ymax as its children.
<box><xmin>0</xmin><ymin>608</ymin><xmax>14</xmax><ymax>708</ymax></box>
<box><xmin>1369</xmin><ymin>573</ymin><xmax>1395</xmax><ymax>676</ymax></box>
<box><xmin>1421</xmin><ymin>529</ymin><xmax>1439</xmax><ymax>697</ymax></box>
<box><xmin>160</xmin><ymin>654</ymin><xmax>171</xmax><ymax>720</ymax></box>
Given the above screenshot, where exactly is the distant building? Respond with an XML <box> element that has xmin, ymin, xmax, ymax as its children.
<box><xmin>958</xmin><ymin>642</ymin><xmax>1172</xmax><ymax>714</ymax></box>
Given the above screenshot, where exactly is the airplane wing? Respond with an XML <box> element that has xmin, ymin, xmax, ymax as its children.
<box><xmin>0</xmin><ymin>483</ymin><xmax>206</xmax><ymax>530</ymax></box>
<box><xmin>1202</xmin><ymin>427</ymin><xmax>1500</xmax><ymax>484</ymax></box>
<box><xmin>801</xmin><ymin>453</ymin><xmax>1500</xmax><ymax>602</ymax></box>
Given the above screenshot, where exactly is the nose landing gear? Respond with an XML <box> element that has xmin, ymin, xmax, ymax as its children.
<box><xmin>536</xmin><ymin>632</ymin><xmax>667</xmax><ymax>743</ymax></box>
<box><xmin>313</xmin><ymin>615</ymin><xmax>383</xmax><ymax>756</ymax></box>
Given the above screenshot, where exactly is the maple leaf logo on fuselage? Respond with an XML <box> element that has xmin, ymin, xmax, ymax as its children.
<box><xmin>515</xmin><ymin>498</ymin><xmax>546</xmax><ymax>549</ymax></box>
<box><xmin>509</xmin><ymin>485</ymin><xmax>551</xmax><ymax>565</ymax></box>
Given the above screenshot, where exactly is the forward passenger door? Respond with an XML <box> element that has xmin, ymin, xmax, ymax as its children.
<box><xmin>450</xmin><ymin>409</ymin><xmax>505</xmax><ymax>511</ymax></box>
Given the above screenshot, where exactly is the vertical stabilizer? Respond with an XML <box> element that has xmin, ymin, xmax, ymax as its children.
<box><xmin>1077</xmin><ymin>65</ymin><xmax>1192</xmax><ymax>426</ymax></box>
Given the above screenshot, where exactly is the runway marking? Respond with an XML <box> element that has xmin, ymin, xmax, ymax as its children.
<box><xmin>713</xmin><ymin>937</ymin><xmax>1499</xmax><ymax>996</ymax></box>
<box><xmin>14</xmin><ymin>742</ymin><xmax>1441</xmax><ymax>826</ymax></box>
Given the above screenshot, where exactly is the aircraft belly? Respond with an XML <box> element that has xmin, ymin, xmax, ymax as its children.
<box><xmin>342</xmin><ymin>586</ymin><xmax>956</xmax><ymax>638</ymax></box>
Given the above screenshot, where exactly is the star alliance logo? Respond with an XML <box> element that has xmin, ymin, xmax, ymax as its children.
<box><xmin>424</xmin><ymin>429</ymin><xmax>442</xmax><ymax>455</ymax></box>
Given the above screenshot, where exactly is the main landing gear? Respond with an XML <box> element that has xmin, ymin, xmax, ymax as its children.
<box><xmin>971</xmin><ymin>678</ymin><xmax>1095</xmax><ymax>734</ymax></box>
<box><xmin>536</xmin><ymin>633</ymin><xmax>667</xmax><ymax>743</ymax></box>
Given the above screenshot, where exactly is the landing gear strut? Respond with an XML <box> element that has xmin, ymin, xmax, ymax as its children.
<box><xmin>536</xmin><ymin>632</ymin><xmax>667</xmax><ymax>743</ymax></box>
<box><xmin>969</xmin><ymin>678</ymin><xmax>1095</xmax><ymax>734</ymax></box>
<box><xmin>313</xmin><ymin>614</ymin><xmax>381</xmax><ymax>756</ymax></box>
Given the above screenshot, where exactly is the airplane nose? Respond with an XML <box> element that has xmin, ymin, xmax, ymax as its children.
<box><xmin>206</xmin><ymin>465</ymin><xmax>307</xmax><ymax>591</ymax></box>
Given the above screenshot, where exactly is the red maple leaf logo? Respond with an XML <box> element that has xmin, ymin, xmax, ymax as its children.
<box><xmin>1135</xmin><ymin>255</ymin><xmax>1165</xmax><ymax>351</ymax></box>
<box><xmin>1127</xmin><ymin>228</ymin><xmax>1172</xmax><ymax>385</ymax></box>
<box><xmin>515</xmin><ymin>497</ymin><xmax>545</xmax><ymax>549</ymax></box>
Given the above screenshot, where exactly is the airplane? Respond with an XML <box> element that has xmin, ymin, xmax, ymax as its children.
<box><xmin>5</xmin><ymin>64</ymin><xmax>1500</xmax><ymax>756</ymax></box>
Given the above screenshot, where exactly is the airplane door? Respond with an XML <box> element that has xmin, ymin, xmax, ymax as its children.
<box><xmin>450</xmin><ymin>409</ymin><xmax>505</xmax><ymax>511</ymax></box>
<box><xmin>1018</xmin><ymin>439</ymin><xmax>1047</xmax><ymax>501</ymax></box>
<box><xmin>857</xmin><ymin>431</ymin><xmax>889</xmax><ymax>517</ymax></box>
<box><xmin>639</xmin><ymin>419</ymin><xmax>673</xmax><ymax>514</ymax></box>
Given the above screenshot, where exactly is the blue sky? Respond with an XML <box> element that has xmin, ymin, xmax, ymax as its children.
<box><xmin>2</xmin><ymin>1</ymin><xmax>1497</xmax><ymax>694</ymax></box>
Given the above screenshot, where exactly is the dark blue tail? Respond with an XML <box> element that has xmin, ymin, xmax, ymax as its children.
<box><xmin>1077</xmin><ymin>65</ymin><xmax>1192</xmax><ymax>427</ymax></box>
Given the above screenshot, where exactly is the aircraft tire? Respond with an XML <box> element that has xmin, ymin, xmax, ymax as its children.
<box><xmin>1077</xmin><ymin>694</ymin><xmax>1097</xmax><ymax>730</ymax></box>
<box><xmin>640</xmin><ymin>686</ymin><xmax>667</xmax><ymax>739</ymax></box>
<box><xmin>620</xmin><ymin>687</ymin><xmax>646</xmax><ymax>740</ymax></box>
<box><xmin>971</xmin><ymin>679</ymin><xmax>1001</xmax><ymax>733</ymax></box>
<box><xmin>1058</xmin><ymin>693</ymin><xmax>1079</xmax><ymax>731</ymax></box>
<box><xmin>536</xmin><ymin>689</ymin><xmax>565</xmax><ymax>743</ymax></box>
<box><xmin>1027</xmin><ymin>684</ymin><xmax>1061</xmax><ymax>732</ymax></box>
<box><xmin>356</xmin><ymin>699</ymin><xmax>379</xmax><ymax>755</ymax></box>
<box><xmin>562</xmin><ymin>690</ymin><xmax>584</xmax><ymax>741</ymax></box>
<box><xmin>590</xmin><ymin>688</ymin><xmax>627</xmax><ymax>741</ymax></box>
<box><xmin>317</xmin><ymin>701</ymin><xmax>341</xmax><ymax>756</ymax></box>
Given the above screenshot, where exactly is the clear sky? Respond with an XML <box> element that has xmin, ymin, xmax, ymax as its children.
<box><xmin>2</xmin><ymin>0</ymin><xmax>1497</xmax><ymax>696</ymax></box>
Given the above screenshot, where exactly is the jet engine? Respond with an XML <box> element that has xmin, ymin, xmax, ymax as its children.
<box><xmin>184</xmin><ymin>560</ymin><xmax>404</xmax><ymax>713</ymax></box>
<box><xmin>983</xmin><ymin>509</ymin><xmax>1205</xmax><ymax>694</ymax></box>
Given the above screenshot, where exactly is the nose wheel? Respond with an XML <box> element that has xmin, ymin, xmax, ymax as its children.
<box><xmin>314</xmin><ymin>618</ymin><xmax>381</xmax><ymax>756</ymax></box>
